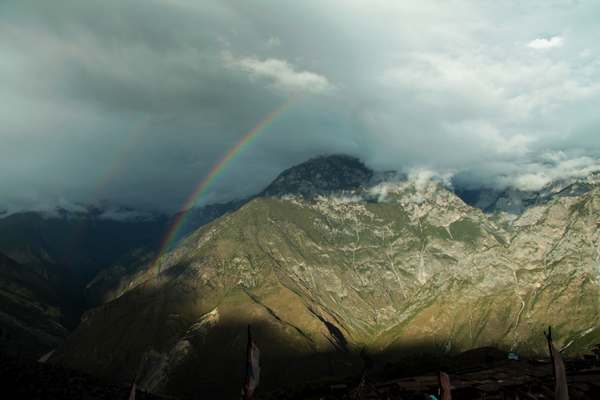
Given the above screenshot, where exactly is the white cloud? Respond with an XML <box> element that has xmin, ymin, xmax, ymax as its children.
<box><xmin>380</xmin><ymin>49</ymin><xmax>595</xmax><ymax>124</ymax></box>
<box><xmin>368</xmin><ymin>183</ymin><xmax>392</xmax><ymax>203</ymax></box>
<box><xmin>408</xmin><ymin>168</ymin><xmax>454</xmax><ymax>191</ymax></box>
<box><xmin>223</xmin><ymin>52</ymin><xmax>332</xmax><ymax>94</ymax></box>
<box><xmin>527</xmin><ymin>36</ymin><xmax>564</xmax><ymax>50</ymax></box>
<box><xmin>512</xmin><ymin>173</ymin><xmax>551</xmax><ymax>191</ymax></box>
<box><xmin>500</xmin><ymin>153</ymin><xmax>600</xmax><ymax>191</ymax></box>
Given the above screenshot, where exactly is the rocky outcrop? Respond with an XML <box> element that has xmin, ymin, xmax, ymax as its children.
<box><xmin>262</xmin><ymin>154</ymin><xmax>373</xmax><ymax>198</ymax></box>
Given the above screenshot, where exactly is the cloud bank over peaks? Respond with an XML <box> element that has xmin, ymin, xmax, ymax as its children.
<box><xmin>453</xmin><ymin>151</ymin><xmax>600</xmax><ymax>192</ymax></box>
<box><xmin>2</xmin><ymin>0</ymin><xmax>600</xmax><ymax>211</ymax></box>
<box><xmin>500</xmin><ymin>152</ymin><xmax>600</xmax><ymax>191</ymax></box>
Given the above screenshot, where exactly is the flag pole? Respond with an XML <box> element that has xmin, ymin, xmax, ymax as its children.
<box><xmin>243</xmin><ymin>325</ymin><xmax>251</xmax><ymax>400</ymax></box>
<box><xmin>242</xmin><ymin>324</ymin><xmax>260</xmax><ymax>400</ymax></box>
<box><xmin>544</xmin><ymin>326</ymin><xmax>556</xmax><ymax>381</ymax></box>
<box><xmin>438</xmin><ymin>371</ymin><xmax>452</xmax><ymax>400</ymax></box>
<box><xmin>544</xmin><ymin>326</ymin><xmax>570</xmax><ymax>400</ymax></box>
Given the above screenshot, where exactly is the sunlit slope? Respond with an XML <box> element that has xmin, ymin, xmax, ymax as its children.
<box><xmin>54</xmin><ymin>179</ymin><xmax>600</xmax><ymax>397</ymax></box>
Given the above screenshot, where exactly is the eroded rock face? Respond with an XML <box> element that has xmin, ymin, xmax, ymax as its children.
<box><xmin>53</xmin><ymin>157</ymin><xmax>600</xmax><ymax>398</ymax></box>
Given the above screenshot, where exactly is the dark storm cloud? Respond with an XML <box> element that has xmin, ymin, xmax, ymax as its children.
<box><xmin>2</xmin><ymin>0</ymin><xmax>600</xmax><ymax>213</ymax></box>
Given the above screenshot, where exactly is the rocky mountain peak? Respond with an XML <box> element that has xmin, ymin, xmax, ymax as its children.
<box><xmin>261</xmin><ymin>154</ymin><xmax>373</xmax><ymax>198</ymax></box>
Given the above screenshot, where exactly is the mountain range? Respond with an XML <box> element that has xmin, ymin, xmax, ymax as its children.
<box><xmin>17</xmin><ymin>154</ymin><xmax>596</xmax><ymax>398</ymax></box>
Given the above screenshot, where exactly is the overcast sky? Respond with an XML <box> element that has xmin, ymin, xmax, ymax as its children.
<box><xmin>2</xmin><ymin>0</ymin><xmax>600</xmax><ymax>213</ymax></box>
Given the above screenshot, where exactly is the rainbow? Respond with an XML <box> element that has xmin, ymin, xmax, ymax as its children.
<box><xmin>152</xmin><ymin>99</ymin><xmax>293</xmax><ymax>275</ymax></box>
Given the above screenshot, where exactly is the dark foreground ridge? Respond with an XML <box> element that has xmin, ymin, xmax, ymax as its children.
<box><xmin>0</xmin><ymin>352</ymin><xmax>171</xmax><ymax>400</ymax></box>
<box><xmin>4</xmin><ymin>347</ymin><xmax>600</xmax><ymax>399</ymax></box>
<box><xmin>263</xmin><ymin>347</ymin><xmax>600</xmax><ymax>399</ymax></box>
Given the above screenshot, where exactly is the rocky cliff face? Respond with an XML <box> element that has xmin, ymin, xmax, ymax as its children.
<box><xmin>53</xmin><ymin>156</ymin><xmax>600</xmax><ymax>398</ymax></box>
